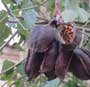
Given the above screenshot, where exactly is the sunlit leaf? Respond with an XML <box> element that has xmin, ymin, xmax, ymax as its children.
<box><xmin>47</xmin><ymin>0</ymin><xmax>54</xmax><ymax>17</ymax></box>
<box><xmin>17</xmin><ymin>19</ymin><xmax>28</xmax><ymax>42</ymax></box>
<box><xmin>0</xmin><ymin>60</ymin><xmax>15</xmax><ymax>80</ymax></box>
<box><xmin>1</xmin><ymin>0</ymin><xmax>12</xmax><ymax>4</ymax></box>
<box><xmin>2</xmin><ymin>60</ymin><xmax>15</xmax><ymax>74</ymax></box>
<box><xmin>0</xmin><ymin>10</ymin><xmax>10</xmax><ymax>46</ymax></box>
<box><xmin>15</xmin><ymin>79</ymin><xmax>25</xmax><ymax>87</ymax></box>
<box><xmin>0</xmin><ymin>10</ymin><xmax>7</xmax><ymax>20</ymax></box>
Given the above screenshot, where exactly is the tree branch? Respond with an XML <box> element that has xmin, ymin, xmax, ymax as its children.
<box><xmin>12</xmin><ymin>0</ymin><xmax>47</xmax><ymax>12</ymax></box>
<box><xmin>0</xmin><ymin>59</ymin><xmax>25</xmax><ymax>75</ymax></box>
<box><xmin>0</xmin><ymin>31</ymin><xmax>18</xmax><ymax>51</ymax></box>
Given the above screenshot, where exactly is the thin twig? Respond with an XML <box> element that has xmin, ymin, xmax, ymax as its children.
<box><xmin>1</xmin><ymin>74</ymin><xmax>26</xmax><ymax>87</ymax></box>
<box><xmin>0</xmin><ymin>59</ymin><xmax>25</xmax><ymax>75</ymax></box>
<box><xmin>0</xmin><ymin>14</ymin><xmax>8</xmax><ymax>23</ymax></box>
<box><xmin>75</xmin><ymin>26</ymin><xmax>90</xmax><ymax>31</ymax></box>
<box><xmin>1</xmin><ymin>0</ymin><xmax>13</xmax><ymax>17</ymax></box>
<box><xmin>8</xmin><ymin>20</ymin><xmax>18</xmax><ymax>23</ymax></box>
<box><xmin>12</xmin><ymin>0</ymin><xmax>47</xmax><ymax>12</ymax></box>
<box><xmin>79</xmin><ymin>19</ymin><xmax>90</xmax><ymax>47</ymax></box>
<box><xmin>8</xmin><ymin>75</ymin><xmax>26</xmax><ymax>87</ymax></box>
<box><xmin>0</xmin><ymin>31</ymin><xmax>18</xmax><ymax>51</ymax></box>
<box><xmin>0</xmin><ymin>0</ymin><xmax>26</xmax><ymax>50</ymax></box>
<box><xmin>8</xmin><ymin>82</ymin><xmax>15</xmax><ymax>87</ymax></box>
<box><xmin>0</xmin><ymin>0</ymin><xmax>47</xmax><ymax>23</ymax></box>
<box><xmin>79</xmin><ymin>29</ymin><xmax>85</xmax><ymax>47</ymax></box>
<box><xmin>12</xmin><ymin>5</ymin><xmax>40</xmax><ymax>12</ymax></box>
<box><xmin>12</xmin><ymin>0</ymin><xmax>48</xmax><ymax>30</ymax></box>
<box><xmin>2</xmin><ymin>0</ymin><xmax>27</xmax><ymax>30</ymax></box>
<box><xmin>80</xmin><ymin>31</ymin><xmax>90</xmax><ymax>37</ymax></box>
<box><xmin>1</xmin><ymin>74</ymin><xmax>16</xmax><ymax>87</ymax></box>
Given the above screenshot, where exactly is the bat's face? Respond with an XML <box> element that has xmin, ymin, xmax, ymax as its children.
<box><xmin>49</xmin><ymin>19</ymin><xmax>76</xmax><ymax>45</ymax></box>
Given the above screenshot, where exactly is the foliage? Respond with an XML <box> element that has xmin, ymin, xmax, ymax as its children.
<box><xmin>0</xmin><ymin>60</ymin><xmax>15</xmax><ymax>80</ymax></box>
<box><xmin>0</xmin><ymin>0</ymin><xmax>90</xmax><ymax>87</ymax></box>
<box><xmin>0</xmin><ymin>10</ymin><xmax>10</xmax><ymax>46</ymax></box>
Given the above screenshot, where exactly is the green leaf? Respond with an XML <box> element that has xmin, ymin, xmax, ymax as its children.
<box><xmin>28</xmin><ymin>76</ymin><xmax>47</xmax><ymax>87</ymax></box>
<box><xmin>77</xmin><ymin>7</ymin><xmax>90</xmax><ymax>22</ymax></box>
<box><xmin>17</xmin><ymin>19</ymin><xmax>28</xmax><ymax>42</ymax></box>
<box><xmin>1</xmin><ymin>0</ymin><xmax>12</xmax><ymax>4</ymax></box>
<box><xmin>18</xmin><ymin>29</ymin><xmax>28</xmax><ymax>44</ymax></box>
<box><xmin>47</xmin><ymin>0</ymin><xmax>54</xmax><ymax>17</ymax></box>
<box><xmin>64</xmin><ymin>0</ymin><xmax>80</xmax><ymax>9</ymax></box>
<box><xmin>0</xmin><ymin>10</ymin><xmax>10</xmax><ymax>46</ymax></box>
<box><xmin>0</xmin><ymin>10</ymin><xmax>7</xmax><ymax>20</ymax></box>
<box><xmin>16</xmin><ymin>63</ymin><xmax>25</xmax><ymax>75</ymax></box>
<box><xmin>62</xmin><ymin>7</ymin><xmax>90</xmax><ymax>22</ymax></box>
<box><xmin>11</xmin><ymin>5</ymin><xmax>20</xmax><ymax>16</ymax></box>
<box><xmin>65</xmin><ymin>80</ymin><xmax>78</xmax><ymax>87</ymax></box>
<box><xmin>22</xmin><ymin>9</ymin><xmax>37</xmax><ymax>29</ymax></box>
<box><xmin>63</xmin><ymin>0</ymin><xmax>90</xmax><ymax>22</ymax></box>
<box><xmin>18</xmin><ymin>26</ymin><xmax>28</xmax><ymax>40</ymax></box>
<box><xmin>65</xmin><ymin>76</ymin><xmax>83</xmax><ymax>87</ymax></box>
<box><xmin>13</xmin><ymin>43</ymin><xmax>24</xmax><ymax>51</ymax></box>
<box><xmin>62</xmin><ymin>9</ymin><xmax>77</xmax><ymax>22</ymax></box>
<box><xmin>2</xmin><ymin>60</ymin><xmax>15</xmax><ymax>74</ymax></box>
<box><xmin>21</xmin><ymin>0</ymin><xmax>37</xmax><ymax>29</ymax></box>
<box><xmin>0</xmin><ymin>25</ymin><xmax>10</xmax><ymax>46</ymax></box>
<box><xmin>15</xmin><ymin>79</ymin><xmax>25</xmax><ymax>87</ymax></box>
<box><xmin>22</xmin><ymin>0</ymin><xmax>32</xmax><ymax>8</ymax></box>
<box><xmin>44</xmin><ymin>79</ymin><xmax>60</xmax><ymax>87</ymax></box>
<box><xmin>1</xmin><ymin>60</ymin><xmax>15</xmax><ymax>80</ymax></box>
